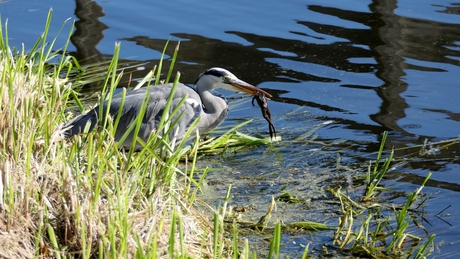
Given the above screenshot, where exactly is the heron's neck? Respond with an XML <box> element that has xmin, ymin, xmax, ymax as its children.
<box><xmin>197</xmin><ymin>89</ymin><xmax>228</xmax><ymax>133</ymax></box>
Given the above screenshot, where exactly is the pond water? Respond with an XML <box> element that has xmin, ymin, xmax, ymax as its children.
<box><xmin>3</xmin><ymin>0</ymin><xmax>460</xmax><ymax>257</ymax></box>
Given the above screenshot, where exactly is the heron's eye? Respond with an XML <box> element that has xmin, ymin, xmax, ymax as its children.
<box><xmin>222</xmin><ymin>76</ymin><xmax>230</xmax><ymax>82</ymax></box>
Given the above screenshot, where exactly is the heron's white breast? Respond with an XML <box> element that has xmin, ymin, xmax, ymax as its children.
<box><xmin>185</xmin><ymin>98</ymin><xmax>201</xmax><ymax>109</ymax></box>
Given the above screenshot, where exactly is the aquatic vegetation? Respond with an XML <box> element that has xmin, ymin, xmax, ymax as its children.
<box><xmin>331</xmin><ymin>133</ymin><xmax>435</xmax><ymax>258</ymax></box>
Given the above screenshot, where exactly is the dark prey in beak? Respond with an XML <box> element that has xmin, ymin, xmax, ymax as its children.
<box><xmin>252</xmin><ymin>90</ymin><xmax>276</xmax><ymax>139</ymax></box>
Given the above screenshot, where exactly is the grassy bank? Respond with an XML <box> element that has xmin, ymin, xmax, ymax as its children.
<box><xmin>0</xmin><ymin>12</ymin><xmax>220</xmax><ymax>258</ymax></box>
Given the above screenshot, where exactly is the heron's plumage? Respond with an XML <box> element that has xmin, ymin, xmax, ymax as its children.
<box><xmin>63</xmin><ymin>67</ymin><xmax>269</xmax><ymax>149</ymax></box>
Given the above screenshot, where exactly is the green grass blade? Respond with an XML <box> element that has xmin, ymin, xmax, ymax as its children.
<box><xmin>301</xmin><ymin>243</ymin><xmax>309</xmax><ymax>259</ymax></box>
<box><xmin>165</xmin><ymin>41</ymin><xmax>180</xmax><ymax>83</ymax></box>
<box><xmin>155</xmin><ymin>39</ymin><xmax>169</xmax><ymax>85</ymax></box>
<box><xmin>157</xmin><ymin>71</ymin><xmax>181</xmax><ymax>138</ymax></box>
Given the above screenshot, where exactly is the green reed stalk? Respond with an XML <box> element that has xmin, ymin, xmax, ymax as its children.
<box><xmin>165</xmin><ymin>41</ymin><xmax>180</xmax><ymax>84</ymax></box>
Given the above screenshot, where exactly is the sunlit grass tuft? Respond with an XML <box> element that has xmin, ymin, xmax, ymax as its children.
<box><xmin>0</xmin><ymin>10</ymin><xmax>216</xmax><ymax>258</ymax></box>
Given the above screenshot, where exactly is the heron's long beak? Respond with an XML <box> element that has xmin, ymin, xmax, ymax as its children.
<box><xmin>230</xmin><ymin>79</ymin><xmax>272</xmax><ymax>98</ymax></box>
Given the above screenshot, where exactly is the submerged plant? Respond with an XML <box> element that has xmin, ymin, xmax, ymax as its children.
<box><xmin>363</xmin><ymin>131</ymin><xmax>394</xmax><ymax>201</ymax></box>
<box><xmin>332</xmin><ymin>132</ymin><xmax>435</xmax><ymax>258</ymax></box>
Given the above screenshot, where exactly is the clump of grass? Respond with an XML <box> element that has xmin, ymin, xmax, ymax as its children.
<box><xmin>0</xmin><ymin>10</ymin><xmax>75</xmax><ymax>258</ymax></box>
<box><xmin>196</xmin><ymin>120</ymin><xmax>275</xmax><ymax>157</ymax></box>
<box><xmin>363</xmin><ymin>131</ymin><xmax>394</xmax><ymax>201</ymax></box>
<box><xmin>331</xmin><ymin>132</ymin><xmax>435</xmax><ymax>258</ymax></box>
<box><xmin>0</xmin><ymin>10</ymin><xmax>218</xmax><ymax>258</ymax></box>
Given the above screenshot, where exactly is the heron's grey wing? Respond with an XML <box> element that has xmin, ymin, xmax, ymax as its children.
<box><xmin>108</xmin><ymin>84</ymin><xmax>202</xmax><ymax>148</ymax></box>
<box><xmin>146</xmin><ymin>96</ymin><xmax>202</xmax><ymax>146</ymax></box>
<box><xmin>62</xmin><ymin>109</ymin><xmax>98</xmax><ymax>137</ymax></box>
<box><xmin>106</xmin><ymin>88</ymin><xmax>166</xmax><ymax>147</ymax></box>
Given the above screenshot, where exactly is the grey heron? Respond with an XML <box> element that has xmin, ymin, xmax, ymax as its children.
<box><xmin>63</xmin><ymin>67</ymin><xmax>272</xmax><ymax>149</ymax></box>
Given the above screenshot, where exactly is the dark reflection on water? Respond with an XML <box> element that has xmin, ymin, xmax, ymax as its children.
<box><xmin>438</xmin><ymin>3</ymin><xmax>460</xmax><ymax>15</ymax></box>
<box><xmin>307</xmin><ymin>2</ymin><xmax>460</xmax><ymax>138</ymax></box>
<box><xmin>4</xmin><ymin>0</ymin><xmax>460</xmax><ymax>256</ymax></box>
<box><xmin>70</xmin><ymin>0</ymin><xmax>108</xmax><ymax>65</ymax></box>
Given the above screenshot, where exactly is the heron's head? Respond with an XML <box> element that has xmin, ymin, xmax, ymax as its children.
<box><xmin>195</xmin><ymin>67</ymin><xmax>272</xmax><ymax>97</ymax></box>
